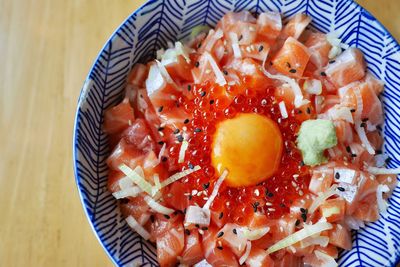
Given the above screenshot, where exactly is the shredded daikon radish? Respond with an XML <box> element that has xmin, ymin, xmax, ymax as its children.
<box><xmin>204</xmin><ymin>52</ymin><xmax>227</xmax><ymax>86</ymax></box>
<box><xmin>205</xmin><ymin>29</ymin><xmax>224</xmax><ymax>52</ymax></box>
<box><xmin>344</xmin><ymin>215</ymin><xmax>365</xmax><ymax>230</ymax></box>
<box><xmin>309</xmin><ymin>185</ymin><xmax>339</xmax><ymax>214</ymax></box>
<box><xmin>334</xmin><ymin>168</ymin><xmax>356</xmax><ymax>184</ymax></box>
<box><xmin>328</xmin><ymin>106</ymin><xmax>354</xmax><ymax>123</ymax></box>
<box><xmin>112</xmin><ymin>186</ymin><xmax>142</xmax><ymax>199</ymax></box>
<box><xmin>126</xmin><ymin>215</ymin><xmax>151</xmax><ymax>240</ymax></box>
<box><xmin>118</xmin><ymin>176</ymin><xmax>134</xmax><ymax>190</ymax></box>
<box><xmin>239</xmin><ymin>227</ymin><xmax>270</xmax><ymax>241</ymax></box>
<box><xmin>239</xmin><ymin>241</ymin><xmax>252</xmax><ymax>265</ymax></box>
<box><xmin>160</xmin><ymin>165</ymin><xmax>201</xmax><ymax>188</ymax></box>
<box><xmin>144</xmin><ymin>195</ymin><xmax>174</xmax><ymax>215</ymax></box>
<box><xmin>300</xmin><ymin>235</ymin><xmax>329</xmax><ymax>248</ymax></box>
<box><xmin>203</xmin><ymin>169</ymin><xmax>228</xmax><ymax>209</ymax></box>
<box><xmin>377</xmin><ymin>184</ymin><xmax>390</xmax><ymax>213</ymax></box>
<box><xmin>119</xmin><ymin>164</ymin><xmax>153</xmax><ymax>195</ymax></box>
<box><xmin>156</xmin><ymin>60</ymin><xmax>173</xmax><ymax>84</ymax></box>
<box><xmin>145</xmin><ymin>64</ymin><xmax>166</xmax><ymax>95</ymax></box>
<box><xmin>367</xmin><ymin>166</ymin><xmax>400</xmax><ymax>175</ymax></box>
<box><xmin>279</xmin><ymin>101</ymin><xmax>288</xmax><ymax>119</ymax></box>
<box><xmin>266</xmin><ymin>221</ymin><xmax>333</xmax><ymax>254</ymax></box>
<box><xmin>229</xmin><ymin>32</ymin><xmax>242</xmax><ymax>58</ymax></box>
<box><xmin>158</xmin><ymin>143</ymin><xmax>167</xmax><ymax>163</ymax></box>
<box><xmin>178</xmin><ymin>140</ymin><xmax>189</xmax><ymax>163</ymax></box>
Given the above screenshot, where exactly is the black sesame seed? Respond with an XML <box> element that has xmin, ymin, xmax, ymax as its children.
<box><xmin>195</xmin><ymin>224</ymin><xmax>200</xmax><ymax>228</ymax></box>
<box><xmin>183</xmin><ymin>208</ymin><xmax>187</xmax><ymax>214</ymax></box>
<box><xmin>259</xmin><ymin>45</ymin><xmax>264</xmax><ymax>52</ymax></box>
<box><xmin>177</xmin><ymin>135</ymin><xmax>184</xmax><ymax>142</ymax></box>
<box><xmin>350</xmin><ymin>109</ymin><xmax>356</xmax><ymax>113</ymax></box>
<box><xmin>301</xmin><ymin>213</ymin><xmax>307</xmax><ymax>222</ymax></box>
<box><xmin>195</xmin><ymin>61</ymin><xmax>200</xmax><ymax>67</ymax></box>
<box><xmin>219</xmin><ymin>212</ymin><xmax>224</xmax><ymax>219</ymax></box>
<box><xmin>362</xmin><ymin>118</ymin><xmax>369</xmax><ymax>122</ymax></box>
<box><xmin>346</xmin><ymin>146</ymin><xmax>351</xmax><ymax>153</ymax></box>
<box><xmin>158</xmin><ymin>106</ymin><xmax>164</xmax><ymax>112</ymax></box>
<box><xmin>320</xmin><ymin>71</ymin><xmax>327</xmax><ymax>77</ymax></box>
<box><xmin>185</xmin><ymin>229</ymin><xmax>191</xmax><ymax>235</ymax></box>
<box><xmin>158</xmin><ymin>141</ymin><xmax>165</xmax><ymax>145</ymax></box>
<box><xmin>300</xmin><ymin>208</ymin><xmax>306</xmax><ymax>213</ymax></box>
<box><xmin>150</xmin><ymin>215</ymin><xmax>155</xmax><ymax>223</ymax></box>
<box><xmin>161</xmin><ymin>156</ymin><xmax>168</xmax><ymax>162</ymax></box>
<box><xmin>188</xmin><ymin>195</ymin><xmax>193</xmax><ymax>200</ymax></box>
<box><xmin>286</xmin><ymin>62</ymin><xmax>291</xmax><ymax>68</ymax></box>
<box><xmin>173</xmin><ymin>128</ymin><xmax>180</xmax><ymax>134</ymax></box>
<box><xmin>335</xmin><ymin>172</ymin><xmax>340</xmax><ymax>179</ymax></box>
<box><xmin>210</xmin><ymin>99</ymin><xmax>215</xmax><ymax>105</ymax></box>
<box><xmin>238</xmin><ymin>35</ymin><xmax>243</xmax><ymax>41</ymax></box>
<box><xmin>289</xmin><ymin>69</ymin><xmax>297</xmax><ymax>73</ymax></box>
<box><xmin>184</xmin><ymin>119</ymin><xmax>190</xmax><ymax>124</ymax></box>
<box><xmin>187</xmin><ymin>85</ymin><xmax>192</xmax><ymax>91</ymax></box>
<box><xmin>223</xmin><ymin>70</ymin><xmax>228</xmax><ymax>75</ymax></box>
<box><xmin>233</xmin><ymin>228</ymin><xmax>237</xmax><ymax>235</ymax></box>
<box><xmin>297</xmin><ymin>110</ymin><xmax>303</xmax><ymax>114</ymax></box>
<box><xmin>201</xmin><ymin>227</ymin><xmax>209</xmax><ymax>231</ymax></box>
<box><xmin>306</xmin><ymin>107</ymin><xmax>311</xmax><ymax>114</ymax></box>
<box><xmin>280</xmin><ymin>203</ymin><xmax>286</xmax><ymax>208</ymax></box>
<box><xmin>197</xmin><ymin>42</ymin><xmax>202</xmax><ymax>48</ymax></box>
<box><xmin>360</xmin><ymin>122</ymin><xmax>366</xmax><ymax>128</ymax></box>
<box><xmin>270</xmin><ymin>61</ymin><xmax>273</xmax><ymax>66</ymax></box>
<box><xmin>217</xmin><ymin>246</ymin><xmax>223</xmax><ymax>250</ymax></box>
<box><xmin>158</xmin><ymin>127</ymin><xmax>165</xmax><ymax>131</ymax></box>
<box><xmin>194</xmin><ymin>128</ymin><xmax>202</xmax><ymax>133</ymax></box>
<box><xmin>203</xmin><ymin>182</ymin><xmax>210</xmax><ymax>189</ymax></box>
<box><xmin>200</xmin><ymin>91</ymin><xmax>206</xmax><ymax>97</ymax></box>
<box><xmin>376</xmin><ymin>149</ymin><xmax>382</xmax><ymax>154</ymax></box>
<box><xmin>217</xmin><ymin>231</ymin><xmax>224</xmax><ymax>238</ymax></box>
<box><xmin>385</xmin><ymin>157</ymin><xmax>391</xmax><ymax>164</ymax></box>
<box><xmin>164</xmin><ymin>214</ymin><xmax>170</xmax><ymax>219</ymax></box>
<box><xmin>120</xmin><ymin>198</ymin><xmax>129</xmax><ymax>204</ymax></box>
<box><xmin>337</xmin><ymin>187</ymin><xmax>345</xmax><ymax>192</ymax></box>
<box><xmin>351</xmin><ymin>153</ymin><xmax>357</xmax><ymax>158</ymax></box>
<box><xmin>139</xmin><ymin>94</ymin><xmax>143</xmax><ymax>98</ymax></box>
<box><xmin>299</xmin><ymin>161</ymin><xmax>305</xmax><ymax>167</ymax></box>
<box><xmin>329</xmin><ymin>60</ymin><xmax>336</xmax><ymax>64</ymax></box>
<box><xmin>377</xmin><ymin>125</ymin><xmax>382</xmax><ymax>131</ymax></box>
<box><xmin>295</xmin><ymin>219</ymin><xmax>300</xmax><ymax>226</ymax></box>
<box><xmin>267</xmin><ymin>192</ymin><xmax>274</xmax><ymax>198</ymax></box>
<box><xmin>188</xmin><ymin>163</ymin><xmax>194</xmax><ymax>169</ymax></box>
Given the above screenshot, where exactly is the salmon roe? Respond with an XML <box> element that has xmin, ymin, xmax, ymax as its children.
<box><xmin>166</xmin><ymin>81</ymin><xmax>311</xmax><ymax>224</ymax></box>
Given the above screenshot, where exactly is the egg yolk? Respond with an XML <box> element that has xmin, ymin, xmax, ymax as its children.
<box><xmin>211</xmin><ymin>113</ymin><xmax>283</xmax><ymax>187</ymax></box>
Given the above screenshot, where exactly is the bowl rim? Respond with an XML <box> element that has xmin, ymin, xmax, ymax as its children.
<box><xmin>72</xmin><ymin>0</ymin><xmax>400</xmax><ymax>266</ymax></box>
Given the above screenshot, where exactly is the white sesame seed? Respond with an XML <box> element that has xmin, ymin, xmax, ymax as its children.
<box><xmin>159</xmin><ymin>132</ymin><xmax>164</xmax><ymax>137</ymax></box>
<box><xmin>205</xmin><ymin>69</ymin><xmax>211</xmax><ymax>74</ymax></box>
<box><xmin>254</xmin><ymin>189</ymin><xmax>260</xmax><ymax>196</ymax></box>
<box><xmin>128</xmin><ymin>120</ymin><xmax>132</xmax><ymax>126</ymax></box>
<box><xmin>170</xmin><ymin>95</ymin><xmax>177</xmax><ymax>100</ymax></box>
<box><xmin>279</xmin><ymin>226</ymin><xmax>283</xmax><ymax>232</ymax></box>
<box><xmin>388</xmin><ymin>177</ymin><xmax>393</xmax><ymax>183</ymax></box>
<box><xmin>199</xmin><ymin>229</ymin><xmax>204</xmax><ymax>235</ymax></box>
<box><xmin>246</xmin><ymin>46</ymin><xmax>252</xmax><ymax>52</ymax></box>
<box><xmin>197</xmin><ymin>191</ymin><xmax>202</xmax><ymax>196</ymax></box>
<box><xmin>269</xmin><ymin>208</ymin><xmax>276</xmax><ymax>212</ymax></box>
<box><xmin>191</xmin><ymin>190</ymin><xmax>198</xmax><ymax>195</ymax></box>
<box><xmin>299</xmin><ymin>190</ymin><xmax>304</xmax><ymax>196</ymax></box>
<box><xmin>291</xmin><ymin>181</ymin><xmax>297</xmax><ymax>187</ymax></box>
<box><xmin>249</xmin><ymin>26</ymin><xmax>256</xmax><ymax>31</ymax></box>
<box><xmin>203</xmin><ymin>197</ymin><xmax>209</xmax><ymax>200</ymax></box>
<box><xmin>266</xmin><ymin>202</ymin><xmax>273</xmax><ymax>206</ymax></box>
<box><xmin>293</xmin><ymin>174</ymin><xmax>299</xmax><ymax>178</ymax></box>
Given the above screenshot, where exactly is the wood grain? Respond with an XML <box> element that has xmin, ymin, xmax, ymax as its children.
<box><xmin>0</xmin><ymin>1</ymin><xmax>398</xmax><ymax>266</ymax></box>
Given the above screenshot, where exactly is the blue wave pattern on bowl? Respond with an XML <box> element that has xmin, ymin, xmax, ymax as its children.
<box><xmin>73</xmin><ymin>0</ymin><xmax>400</xmax><ymax>266</ymax></box>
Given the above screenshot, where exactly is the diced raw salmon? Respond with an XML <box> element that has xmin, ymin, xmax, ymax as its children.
<box><xmin>257</xmin><ymin>12</ymin><xmax>282</xmax><ymax>43</ymax></box>
<box><xmin>240</xmin><ymin>42</ymin><xmax>270</xmax><ymax>61</ymax></box>
<box><xmin>315</xmin><ymin>244</ymin><xmax>338</xmax><ymax>258</ymax></box>
<box><xmin>106</xmin><ymin>139</ymin><xmax>144</xmax><ymax>170</ymax></box>
<box><xmin>181</xmin><ymin>229</ymin><xmax>204</xmax><ymax>266</ymax></box>
<box><xmin>304</xmin><ymin>31</ymin><xmax>332</xmax><ymax>69</ymax></box>
<box><xmin>127</xmin><ymin>63</ymin><xmax>148</xmax><ymax>87</ymax></box>
<box><xmin>107</xmin><ymin>170</ymin><xmax>125</xmax><ymax>193</ymax></box>
<box><xmin>281</xmin><ymin>13</ymin><xmax>312</xmax><ymax>40</ymax></box>
<box><xmin>273</xmin><ymin>253</ymin><xmax>302</xmax><ymax>267</ymax></box>
<box><xmin>325</xmin><ymin>48</ymin><xmax>366</xmax><ymax>88</ymax></box>
<box><xmin>364</xmin><ymin>72</ymin><xmax>384</xmax><ymax>95</ymax></box>
<box><xmin>328</xmin><ymin>223</ymin><xmax>352</xmax><ymax>250</ymax></box>
<box><xmin>377</xmin><ymin>174</ymin><xmax>398</xmax><ymax>192</ymax></box>
<box><xmin>156</xmin><ymin>221</ymin><xmax>185</xmax><ymax>267</ymax></box>
<box><xmin>121</xmin><ymin>196</ymin><xmax>150</xmax><ymax>226</ymax></box>
<box><xmin>334</xmin><ymin>120</ymin><xmax>354</xmax><ymax>145</ymax></box>
<box><xmin>272</xmin><ymin>37</ymin><xmax>311</xmax><ymax>78</ymax></box>
<box><xmin>202</xmin><ymin>226</ymin><xmax>239</xmax><ymax>267</ymax></box>
<box><xmin>219</xmin><ymin>223</ymin><xmax>247</xmax><ymax>257</ymax></box>
<box><xmin>165</xmin><ymin>55</ymin><xmax>193</xmax><ymax>82</ymax></box>
<box><xmin>309</xmin><ymin>167</ymin><xmax>334</xmax><ymax>194</ymax></box>
<box><xmin>245</xmin><ymin>247</ymin><xmax>275</xmax><ymax>267</ymax></box>
<box><xmin>103</xmin><ymin>98</ymin><xmax>135</xmax><ymax>135</ymax></box>
<box><xmin>319</xmin><ymin>198</ymin><xmax>346</xmax><ymax>222</ymax></box>
<box><xmin>122</xmin><ymin>118</ymin><xmax>156</xmax><ymax>153</ymax></box>
<box><xmin>353</xmin><ymin>193</ymin><xmax>379</xmax><ymax>222</ymax></box>
<box><xmin>163</xmin><ymin>182</ymin><xmax>190</xmax><ymax>212</ymax></box>
<box><xmin>229</xmin><ymin>58</ymin><xmax>273</xmax><ymax>91</ymax></box>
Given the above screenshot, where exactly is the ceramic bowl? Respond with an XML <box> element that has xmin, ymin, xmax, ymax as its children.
<box><xmin>73</xmin><ymin>0</ymin><xmax>400</xmax><ymax>265</ymax></box>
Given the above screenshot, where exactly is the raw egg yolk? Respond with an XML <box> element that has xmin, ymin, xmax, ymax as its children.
<box><xmin>211</xmin><ymin>113</ymin><xmax>283</xmax><ymax>187</ymax></box>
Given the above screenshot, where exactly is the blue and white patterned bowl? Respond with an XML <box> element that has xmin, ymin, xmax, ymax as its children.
<box><xmin>73</xmin><ymin>0</ymin><xmax>400</xmax><ymax>266</ymax></box>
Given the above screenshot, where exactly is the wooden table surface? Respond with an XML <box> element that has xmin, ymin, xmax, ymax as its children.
<box><xmin>0</xmin><ymin>1</ymin><xmax>398</xmax><ymax>266</ymax></box>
